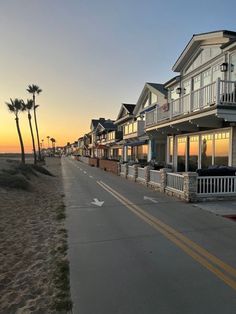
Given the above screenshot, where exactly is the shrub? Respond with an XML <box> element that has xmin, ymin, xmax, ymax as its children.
<box><xmin>0</xmin><ymin>173</ymin><xmax>30</xmax><ymax>190</ymax></box>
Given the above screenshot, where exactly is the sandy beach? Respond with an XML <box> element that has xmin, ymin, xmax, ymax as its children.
<box><xmin>0</xmin><ymin>157</ymin><xmax>71</xmax><ymax>313</ymax></box>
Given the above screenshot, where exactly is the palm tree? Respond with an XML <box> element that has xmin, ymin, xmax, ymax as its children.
<box><xmin>5</xmin><ymin>98</ymin><xmax>26</xmax><ymax>164</ymax></box>
<box><xmin>26</xmin><ymin>84</ymin><xmax>42</xmax><ymax>160</ymax></box>
<box><xmin>22</xmin><ymin>99</ymin><xmax>37</xmax><ymax>164</ymax></box>
<box><xmin>47</xmin><ymin>135</ymin><xmax>50</xmax><ymax>148</ymax></box>
<box><xmin>50</xmin><ymin>138</ymin><xmax>56</xmax><ymax>154</ymax></box>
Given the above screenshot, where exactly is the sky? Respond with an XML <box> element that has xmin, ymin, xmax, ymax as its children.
<box><xmin>1</xmin><ymin>0</ymin><xmax>236</xmax><ymax>152</ymax></box>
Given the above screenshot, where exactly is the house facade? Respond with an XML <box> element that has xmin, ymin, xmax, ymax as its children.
<box><xmin>145</xmin><ymin>30</ymin><xmax>236</xmax><ymax>172</ymax></box>
<box><xmin>121</xmin><ymin>83</ymin><xmax>167</xmax><ymax>163</ymax></box>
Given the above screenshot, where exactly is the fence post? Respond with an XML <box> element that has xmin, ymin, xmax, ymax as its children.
<box><xmin>160</xmin><ymin>168</ymin><xmax>171</xmax><ymax>193</ymax></box>
<box><xmin>145</xmin><ymin>166</ymin><xmax>150</xmax><ymax>186</ymax></box>
<box><xmin>117</xmin><ymin>162</ymin><xmax>121</xmax><ymax>176</ymax></box>
<box><xmin>133</xmin><ymin>164</ymin><xmax>138</xmax><ymax>182</ymax></box>
<box><xmin>183</xmin><ymin>173</ymin><xmax>198</xmax><ymax>202</ymax></box>
<box><xmin>124</xmin><ymin>163</ymin><xmax>128</xmax><ymax>178</ymax></box>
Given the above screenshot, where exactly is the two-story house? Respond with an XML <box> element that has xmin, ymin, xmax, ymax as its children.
<box><xmin>114</xmin><ymin>103</ymin><xmax>136</xmax><ymax>161</ymax></box>
<box><xmin>145</xmin><ymin>30</ymin><xmax>236</xmax><ymax>172</ymax></box>
<box><xmin>94</xmin><ymin>119</ymin><xmax>116</xmax><ymax>158</ymax></box>
<box><xmin>122</xmin><ymin>83</ymin><xmax>167</xmax><ymax>163</ymax></box>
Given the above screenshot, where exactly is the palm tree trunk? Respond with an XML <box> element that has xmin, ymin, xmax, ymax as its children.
<box><xmin>33</xmin><ymin>94</ymin><xmax>41</xmax><ymax>160</ymax></box>
<box><xmin>15</xmin><ymin>116</ymin><xmax>25</xmax><ymax>164</ymax></box>
<box><xmin>28</xmin><ymin>113</ymin><xmax>37</xmax><ymax>164</ymax></box>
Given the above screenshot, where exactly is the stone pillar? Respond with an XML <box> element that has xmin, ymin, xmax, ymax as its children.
<box><xmin>124</xmin><ymin>163</ymin><xmax>128</xmax><ymax>178</ymax></box>
<box><xmin>133</xmin><ymin>164</ymin><xmax>138</xmax><ymax>182</ymax></box>
<box><xmin>117</xmin><ymin>162</ymin><xmax>121</xmax><ymax>176</ymax></box>
<box><xmin>145</xmin><ymin>166</ymin><xmax>151</xmax><ymax>185</ymax></box>
<box><xmin>183</xmin><ymin>172</ymin><xmax>198</xmax><ymax>202</ymax></box>
<box><xmin>160</xmin><ymin>168</ymin><xmax>172</xmax><ymax>193</ymax></box>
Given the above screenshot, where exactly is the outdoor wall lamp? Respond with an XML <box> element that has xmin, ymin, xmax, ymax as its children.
<box><xmin>176</xmin><ymin>87</ymin><xmax>182</xmax><ymax>94</ymax></box>
<box><xmin>220</xmin><ymin>62</ymin><xmax>228</xmax><ymax>72</ymax></box>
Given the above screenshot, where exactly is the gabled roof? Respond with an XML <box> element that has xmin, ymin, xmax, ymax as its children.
<box><xmin>115</xmin><ymin>103</ymin><xmax>136</xmax><ymax>122</ymax></box>
<box><xmin>173</xmin><ymin>30</ymin><xmax>236</xmax><ymax>72</ymax></box>
<box><xmin>90</xmin><ymin>118</ymin><xmax>106</xmax><ymax>130</ymax></box>
<box><xmin>133</xmin><ymin>82</ymin><xmax>167</xmax><ymax>116</ymax></box>
<box><xmin>123</xmin><ymin>103</ymin><xmax>136</xmax><ymax>114</ymax></box>
<box><xmin>95</xmin><ymin>119</ymin><xmax>116</xmax><ymax>133</ymax></box>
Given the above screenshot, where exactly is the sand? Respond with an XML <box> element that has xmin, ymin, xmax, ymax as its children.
<box><xmin>0</xmin><ymin>157</ymin><xmax>70</xmax><ymax>313</ymax></box>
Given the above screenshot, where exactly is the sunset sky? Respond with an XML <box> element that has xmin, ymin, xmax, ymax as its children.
<box><xmin>1</xmin><ymin>0</ymin><xmax>236</xmax><ymax>152</ymax></box>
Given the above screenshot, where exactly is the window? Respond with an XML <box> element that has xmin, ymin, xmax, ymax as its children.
<box><xmin>151</xmin><ymin>93</ymin><xmax>158</xmax><ymax>104</ymax></box>
<box><xmin>177</xmin><ymin>137</ymin><xmax>187</xmax><ymax>172</ymax></box>
<box><xmin>137</xmin><ymin>145</ymin><xmax>148</xmax><ymax>160</ymax></box>
<box><xmin>183</xmin><ymin>80</ymin><xmax>191</xmax><ymax>95</ymax></box>
<box><xmin>212</xmin><ymin>64</ymin><xmax>221</xmax><ymax>82</ymax></box>
<box><xmin>128</xmin><ymin>124</ymin><xmax>133</xmax><ymax>134</ymax></box>
<box><xmin>124</xmin><ymin>125</ymin><xmax>128</xmax><ymax>135</ymax></box>
<box><xmin>230</xmin><ymin>53</ymin><xmax>236</xmax><ymax>81</ymax></box>
<box><xmin>188</xmin><ymin>136</ymin><xmax>199</xmax><ymax>171</ymax></box>
<box><xmin>201</xmin><ymin>134</ymin><xmax>213</xmax><ymax>169</ymax></box>
<box><xmin>133</xmin><ymin>122</ymin><xmax>138</xmax><ymax>132</ymax></box>
<box><xmin>214</xmin><ymin>132</ymin><xmax>229</xmax><ymax>166</ymax></box>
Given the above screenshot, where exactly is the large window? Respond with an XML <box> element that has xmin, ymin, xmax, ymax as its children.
<box><xmin>201</xmin><ymin>134</ymin><xmax>213</xmax><ymax>169</ymax></box>
<box><xmin>137</xmin><ymin>144</ymin><xmax>148</xmax><ymax>160</ymax></box>
<box><xmin>177</xmin><ymin>137</ymin><xmax>187</xmax><ymax>172</ymax></box>
<box><xmin>214</xmin><ymin>132</ymin><xmax>230</xmax><ymax>166</ymax></box>
<box><xmin>188</xmin><ymin>136</ymin><xmax>199</xmax><ymax>171</ymax></box>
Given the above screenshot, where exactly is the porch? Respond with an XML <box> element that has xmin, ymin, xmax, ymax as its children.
<box><xmin>146</xmin><ymin>79</ymin><xmax>236</xmax><ymax>128</ymax></box>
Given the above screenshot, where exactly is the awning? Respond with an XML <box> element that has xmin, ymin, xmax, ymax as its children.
<box><xmin>140</xmin><ymin>103</ymin><xmax>159</xmax><ymax>115</ymax></box>
<box><xmin>124</xmin><ymin>140</ymin><xmax>148</xmax><ymax>147</ymax></box>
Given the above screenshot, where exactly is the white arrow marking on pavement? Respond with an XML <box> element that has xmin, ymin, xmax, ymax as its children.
<box><xmin>144</xmin><ymin>196</ymin><xmax>159</xmax><ymax>203</ymax></box>
<box><xmin>89</xmin><ymin>175</ymin><xmax>93</xmax><ymax>178</ymax></box>
<box><xmin>91</xmin><ymin>198</ymin><xmax>104</xmax><ymax>207</ymax></box>
<box><xmin>84</xmin><ymin>171</ymin><xmax>87</xmax><ymax>174</ymax></box>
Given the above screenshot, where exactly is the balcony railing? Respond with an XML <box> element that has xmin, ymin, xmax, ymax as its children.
<box><xmin>145</xmin><ymin>79</ymin><xmax>236</xmax><ymax>128</ymax></box>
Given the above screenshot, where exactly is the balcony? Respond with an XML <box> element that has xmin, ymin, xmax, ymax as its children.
<box><xmin>145</xmin><ymin>79</ymin><xmax>236</xmax><ymax>128</ymax></box>
<box><xmin>123</xmin><ymin>120</ymin><xmax>145</xmax><ymax>139</ymax></box>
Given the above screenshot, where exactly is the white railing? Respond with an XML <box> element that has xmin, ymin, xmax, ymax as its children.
<box><xmin>149</xmin><ymin>170</ymin><xmax>161</xmax><ymax>185</ymax></box>
<box><xmin>192</xmin><ymin>82</ymin><xmax>216</xmax><ymax>110</ymax></box>
<box><xmin>146</xmin><ymin>109</ymin><xmax>156</xmax><ymax>127</ymax></box>
<box><xmin>219</xmin><ymin>80</ymin><xmax>236</xmax><ymax>104</ymax></box>
<box><xmin>128</xmin><ymin>165</ymin><xmax>135</xmax><ymax>177</ymax></box>
<box><xmin>156</xmin><ymin>105</ymin><xmax>170</xmax><ymax>121</ymax></box>
<box><xmin>166</xmin><ymin>173</ymin><xmax>184</xmax><ymax>192</ymax></box>
<box><xmin>137</xmin><ymin>167</ymin><xmax>145</xmax><ymax>180</ymax></box>
<box><xmin>145</xmin><ymin>79</ymin><xmax>236</xmax><ymax>127</ymax></box>
<box><xmin>171</xmin><ymin>98</ymin><xmax>181</xmax><ymax>117</ymax></box>
<box><xmin>197</xmin><ymin>176</ymin><xmax>236</xmax><ymax>195</ymax></box>
<box><xmin>120</xmin><ymin>164</ymin><xmax>126</xmax><ymax>174</ymax></box>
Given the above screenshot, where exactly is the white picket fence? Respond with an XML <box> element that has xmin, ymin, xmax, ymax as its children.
<box><xmin>137</xmin><ymin>167</ymin><xmax>145</xmax><ymax>181</ymax></box>
<box><xmin>149</xmin><ymin>170</ymin><xmax>161</xmax><ymax>185</ymax></box>
<box><xmin>197</xmin><ymin>176</ymin><xmax>236</xmax><ymax>195</ymax></box>
<box><xmin>166</xmin><ymin>173</ymin><xmax>184</xmax><ymax>192</ymax></box>
<box><xmin>120</xmin><ymin>164</ymin><xmax>126</xmax><ymax>175</ymax></box>
<box><xmin>128</xmin><ymin>165</ymin><xmax>135</xmax><ymax>177</ymax></box>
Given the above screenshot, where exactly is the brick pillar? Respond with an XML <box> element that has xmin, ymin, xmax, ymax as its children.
<box><xmin>183</xmin><ymin>173</ymin><xmax>198</xmax><ymax>202</ymax></box>
<box><xmin>145</xmin><ymin>166</ymin><xmax>150</xmax><ymax>186</ymax></box>
<box><xmin>160</xmin><ymin>168</ymin><xmax>172</xmax><ymax>193</ymax></box>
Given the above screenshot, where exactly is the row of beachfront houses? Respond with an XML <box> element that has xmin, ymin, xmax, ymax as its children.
<box><xmin>67</xmin><ymin>30</ymin><xmax>236</xmax><ymax>202</ymax></box>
